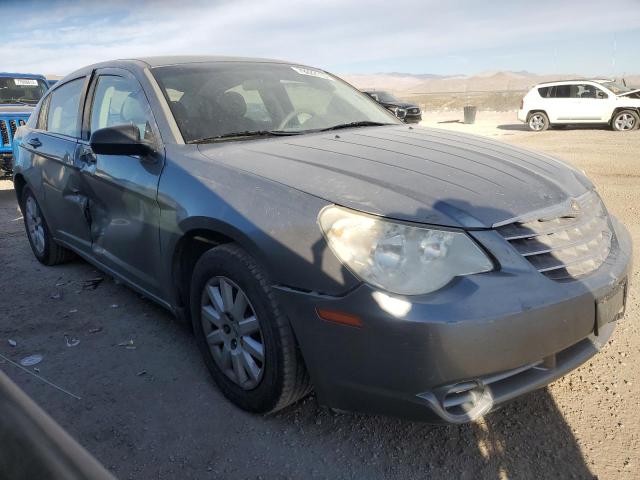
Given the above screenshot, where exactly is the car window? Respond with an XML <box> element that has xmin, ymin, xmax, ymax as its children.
<box><xmin>152</xmin><ymin>62</ymin><xmax>396</xmax><ymax>142</ymax></box>
<box><xmin>282</xmin><ymin>81</ymin><xmax>333</xmax><ymax>118</ymax></box>
<box><xmin>552</xmin><ymin>85</ymin><xmax>571</xmax><ymax>98</ymax></box>
<box><xmin>47</xmin><ymin>78</ymin><xmax>84</xmax><ymax>137</ymax></box>
<box><xmin>37</xmin><ymin>95</ymin><xmax>50</xmax><ymax>130</ymax></box>
<box><xmin>90</xmin><ymin>75</ymin><xmax>155</xmax><ymax>141</ymax></box>
<box><xmin>574</xmin><ymin>84</ymin><xmax>607</xmax><ymax>99</ymax></box>
<box><xmin>538</xmin><ymin>86</ymin><xmax>551</xmax><ymax>98</ymax></box>
<box><xmin>227</xmin><ymin>84</ymin><xmax>272</xmax><ymax>123</ymax></box>
<box><xmin>0</xmin><ymin>77</ymin><xmax>48</xmax><ymax>105</ymax></box>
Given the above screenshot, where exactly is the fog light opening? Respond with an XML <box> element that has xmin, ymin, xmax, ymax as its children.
<box><xmin>442</xmin><ymin>381</ymin><xmax>494</xmax><ymax>418</ymax></box>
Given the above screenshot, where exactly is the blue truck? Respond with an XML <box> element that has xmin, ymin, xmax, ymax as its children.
<box><xmin>1</xmin><ymin>72</ymin><xmax>48</xmax><ymax>177</ymax></box>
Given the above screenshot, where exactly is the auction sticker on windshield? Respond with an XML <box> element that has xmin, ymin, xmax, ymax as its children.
<box><xmin>14</xmin><ymin>79</ymin><xmax>39</xmax><ymax>86</ymax></box>
<box><xmin>291</xmin><ymin>66</ymin><xmax>334</xmax><ymax>81</ymax></box>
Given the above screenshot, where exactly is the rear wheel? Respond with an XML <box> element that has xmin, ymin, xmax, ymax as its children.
<box><xmin>21</xmin><ymin>187</ymin><xmax>74</xmax><ymax>265</ymax></box>
<box><xmin>611</xmin><ymin>110</ymin><xmax>639</xmax><ymax>131</ymax></box>
<box><xmin>528</xmin><ymin>112</ymin><xmax>549</xmax><ymax>131</ymax></box>
<box><xmin>190</xmin><ymin>244</ymin><xmax>312</xmax><ymax>413</ymax></box>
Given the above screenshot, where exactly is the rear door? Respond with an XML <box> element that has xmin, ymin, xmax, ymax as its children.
<box><xmin>20</xmin><ymin>76</ymin><xmax>93</xmax><ymax>253</ymax></box>
<box><xmin>78</xmin><ymin>68</ymin><xmax>165</xmax><ymax>298</ymax></box>
<box><xmin>544</xmin><ymin>84</ymin><xmax>575</xmax><ymax>122</ymax></box>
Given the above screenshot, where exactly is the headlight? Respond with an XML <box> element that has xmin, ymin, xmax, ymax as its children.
<box><xmin>387</xmin><ymin>106</ymin><xmax>407</xmax><ymax>119</ymax></box>
<box><xmin>318</xmin><ymin>206</ymin><xmax>493</xmax><ymax>295</ymax></box>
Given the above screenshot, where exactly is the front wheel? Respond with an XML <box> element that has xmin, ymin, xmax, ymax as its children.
<box><xmin>611</xmin><ymin>110</ymin><xmax>639</xmax><ymax>131</ymax></box>
<box><xmin>190</xmin><ymin>244</ymin><xmax>312</xmax><ymax>413</ymax></box>
<box><xmin>527</xmin><ymin>112</ymin><xmax>549</xmax><ymax>131</ymax></box>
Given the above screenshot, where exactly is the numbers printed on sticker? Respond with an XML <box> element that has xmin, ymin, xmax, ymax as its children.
<box><xmin>14</xmin><ymin>79</ymin><xmax>39</xmax><ymax>86</ymax></box>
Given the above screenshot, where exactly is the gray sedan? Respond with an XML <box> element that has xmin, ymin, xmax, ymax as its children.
<box><xmin>12</xmin><ymin>56</ymin><xmax>632</xmax><ymax>423</ymax></box>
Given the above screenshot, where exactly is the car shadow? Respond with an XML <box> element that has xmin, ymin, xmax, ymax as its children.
<box><xmin>269</xmin><ymin>388</ymin><xmax>594</xmax><ymax>479</ymax></box>
<box><xmin>497</xmin><ymin>123</ymin><xmax>613</xmax><ymax>132</ymax></box>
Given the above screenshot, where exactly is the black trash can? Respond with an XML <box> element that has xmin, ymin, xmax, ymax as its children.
<box><xmin>463</xmin><ymin>106</ymin><xmax>477</xmax><ymax>124</ymax></box>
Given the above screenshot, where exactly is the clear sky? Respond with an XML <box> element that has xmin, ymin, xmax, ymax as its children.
<box><xmin>2</xmin><ymin>0</ymin><xmax>639</xmax><ymax>77</ymax></box>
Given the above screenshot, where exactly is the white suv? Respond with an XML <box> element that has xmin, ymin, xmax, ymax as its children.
<box><xmin>518</xmin><ymin>80</ymin><xmax>640</xmax><ymax>131</ymax></box>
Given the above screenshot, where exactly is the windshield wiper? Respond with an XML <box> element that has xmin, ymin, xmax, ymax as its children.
<box><xmin>9</xmin><ymin>97</ymin><xmax>38</xmax><ymax>105</ymax></box>
<box><xmin>188</xmin><ymin>130</ymin><xmax>301</xmax><ymax>144</ymax></box>
<box><xmin>3</xmin><ymin>100</ymin><xmax>30</xmax><ymax>106</ymax></box>
<box><xmin>320</xmin><ymin>121</ymin><xmax>395</xmax><ymax>132</ymax></box>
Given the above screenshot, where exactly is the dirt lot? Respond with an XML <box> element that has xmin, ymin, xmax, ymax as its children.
<box><xmin>1</xmin><ymin>112</ymin><xmax>638</xmax><ymax>479</ymax></box>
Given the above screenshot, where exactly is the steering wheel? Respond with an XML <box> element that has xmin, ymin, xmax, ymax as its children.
<box><xmin>277</xmin><ymin>109</ymin><xmax>316</xmax><ymax>130</ymax></box>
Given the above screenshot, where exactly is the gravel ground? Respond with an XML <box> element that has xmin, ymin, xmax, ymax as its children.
<box><xmin>0</xmin><ymin>112</ymin><xmax>638</xmax><ymax>479</ymax></box>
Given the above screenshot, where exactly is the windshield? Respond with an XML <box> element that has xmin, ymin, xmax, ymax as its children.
<box><xmin>0</xmin><ymin>77</ymin><xmax>48</xmax><ymax>105</ymax></box>
<box><xmin>152</xmin><ymin>62</ymin><xmax>398</xmax><ymax>143</ymax></box>
<box><xmin>600</xmin><ymin>81</ymin><xmax>632</xmax><ymax>95</ymax></box>
<box><xmin>373</xmin><ymin>91</ymin><xmax>399</xmax><ymax>103</ymax></box>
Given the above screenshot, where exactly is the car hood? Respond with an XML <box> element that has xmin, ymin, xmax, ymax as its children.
<box><xmin>618</xmin><ymin>89</ymin><xmax>640</xmax><ymax>99</ymax></box>
<box><xmin>396</xmin><ymin>102</ymin><xmax>420</xmax><ymax>110</ymax></box>
<box><xmin>381</xmin><ymin>101</ymin><xmax>418</xmax><ymax>109</ymax></box>
<box><xmin>198</xmin><ymin>125</ymin><xmax>591</xmax><ymax>228</ymax></box>
<box><xmin>0</xmin><ymin>104</ymin><xmax>34</xmax><ymax>114</ymax></box>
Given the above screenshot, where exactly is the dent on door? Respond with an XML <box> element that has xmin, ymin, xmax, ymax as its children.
<box><xmin>82</xmin><ymin>152</ymin><xmax>165</xmax><ymax>297</ymax></box>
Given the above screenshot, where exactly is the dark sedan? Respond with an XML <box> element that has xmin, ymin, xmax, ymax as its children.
<box><xmin>363</xmin><ymin>90</ymin><xmax>422</xmax><ymax>123</ymax></box>
<box><xmin>12</xmin><ymin>57</ymin><xmax>631</xmax><ymax>423</ymax></box>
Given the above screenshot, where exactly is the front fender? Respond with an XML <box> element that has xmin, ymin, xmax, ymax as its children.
<box><xmin>157</xmin><ymin>146</ymin><xmax>359</xmax><ymax>305</ymax></box>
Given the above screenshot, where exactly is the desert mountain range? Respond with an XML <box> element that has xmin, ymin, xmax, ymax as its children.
<box><xmin>342</xmin><ymin>71</ymin><xmax>640</xmax><ymax>96</ymax></box>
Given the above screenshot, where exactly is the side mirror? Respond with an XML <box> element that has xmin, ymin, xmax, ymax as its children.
<box><xmin>89</xmin><ymin>124</ymin><xmax>152</xmax><ymax>156</ymax></box>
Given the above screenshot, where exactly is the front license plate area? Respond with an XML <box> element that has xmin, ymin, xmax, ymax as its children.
<box><xmin>596</xmin><ymin>280</ymin><xmax>627</xmax><ymax>334</ymax></box>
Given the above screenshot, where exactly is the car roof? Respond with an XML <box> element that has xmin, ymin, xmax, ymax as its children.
<box><xmin>131</xmin><ymin>55</ymin><xmax>291</xmax><ymax>67</ymax></box>
<box><xmin>0</xmin><ymin>72</ymin><xmax>47</xmax><ymax>80</ymax></box>
<box><xmin>534</xmin><ymin>79</ymin><xmax>613</xmax><ymax>87</ymax></box>
<box><xmin>58</xmin><ymin>56</ymin><xmax>302</xmax><ymax>84</ymax></box>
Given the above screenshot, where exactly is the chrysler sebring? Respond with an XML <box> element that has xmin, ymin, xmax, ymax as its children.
<box><xmin>12</xmin><ymin>57</ymin><xmax>631</xmax><ymax>423</ymax></box>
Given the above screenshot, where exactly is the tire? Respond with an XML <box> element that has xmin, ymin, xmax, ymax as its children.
<box><xmin>527</xmin><ymin>112</ymin><xmax>549</xmax><ymax>131</ymax></box>
<box><xmin>21</xmin><ymin>187</ymin><xmax>75</xmax><ymax>266</ymax></box>
<box><xmin>190</xmin><ymin>244</ymin><xmax>312</xmax><ymax>413</ymax></box>
<box><xmin>611</xmin><ymin>110</ymin><xmax>639</xmax><ymax>132</ymax></box>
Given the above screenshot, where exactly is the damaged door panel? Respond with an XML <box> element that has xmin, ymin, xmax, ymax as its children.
<box><xmin>79</xmin><ymin>69</ymin><xmax>165</xmax><ymax>298</ymax></box>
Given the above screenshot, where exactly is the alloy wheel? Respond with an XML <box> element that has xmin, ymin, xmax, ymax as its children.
<box><xmin>614</xmin><ymin>113</ymin><xmax>636</xmax><ymax>131</ymax></box>
<box><xmin>200</xmin><ymin>276</ymin><xmax>265</xmax><ymax>390</ymax></box>
<box><xmin>25</xmin><ymin>196</ymin><xmax>45</xmax><ymax>255</ymax></box>
<box><xmin>529</xmin><ymin>114</ymin><xmax>546</xmax><ymax>131</ymax></box>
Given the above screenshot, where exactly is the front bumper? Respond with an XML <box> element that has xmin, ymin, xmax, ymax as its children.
<box><xmin>275</xmin><ymin>217</ymin><xmax>632</xmax><ymax>423</ymax></box>
<box><xmin>404</xmin><ymin>114</ymin><xmax>422</xmax><ymax>124</ymax></box>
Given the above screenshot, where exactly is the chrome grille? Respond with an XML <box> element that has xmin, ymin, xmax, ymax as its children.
<box><xmin>0</xmin><ymin>116</ymin><xmax>28</xmax><ymax>149</ymax></box>
<box><xmin>496</xmin><ymin>192</ymin><xmax>612</xmax><ymax>281</ymax></box>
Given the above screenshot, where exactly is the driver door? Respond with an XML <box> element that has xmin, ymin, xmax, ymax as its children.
<box><xmin>78</xmin><ymin>68</ymin><xmax>165</xmax><ymax>299</ymax></box>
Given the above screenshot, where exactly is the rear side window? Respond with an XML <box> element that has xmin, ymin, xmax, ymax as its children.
<box><xmin>37</xmin><ymin>96</ymin><xmax>50</xmax><ymax>130</ymax></box>
<box><xmin>47</xmin><ymin>78</ymin><xmax>84</xmax><ymax>137</ymax></box>
<box><xmin>552</xmin><ymin>85</ymin><xmax>571</xmax><ymax>98</ymax></box>
<box><xmin>537</xmin><ymin>87</ymin><xmax>551</xmax><ymax>98</ymax></box>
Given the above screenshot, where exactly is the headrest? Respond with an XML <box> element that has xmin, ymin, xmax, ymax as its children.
<box><xmin>121</xmin><ymin>93</ymin><xmax>148</xmax><ymax>125</ymax></box>
<box><xmin>217</xmin><ymin>91</ymin><xmax>247</xmax><ymax>117</ymax></box>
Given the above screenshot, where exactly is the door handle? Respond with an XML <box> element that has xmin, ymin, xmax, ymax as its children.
<box><xmin>27</xmin><ymin>138</ymin><xmax>42</xmax><ymax>148</ymax></box>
